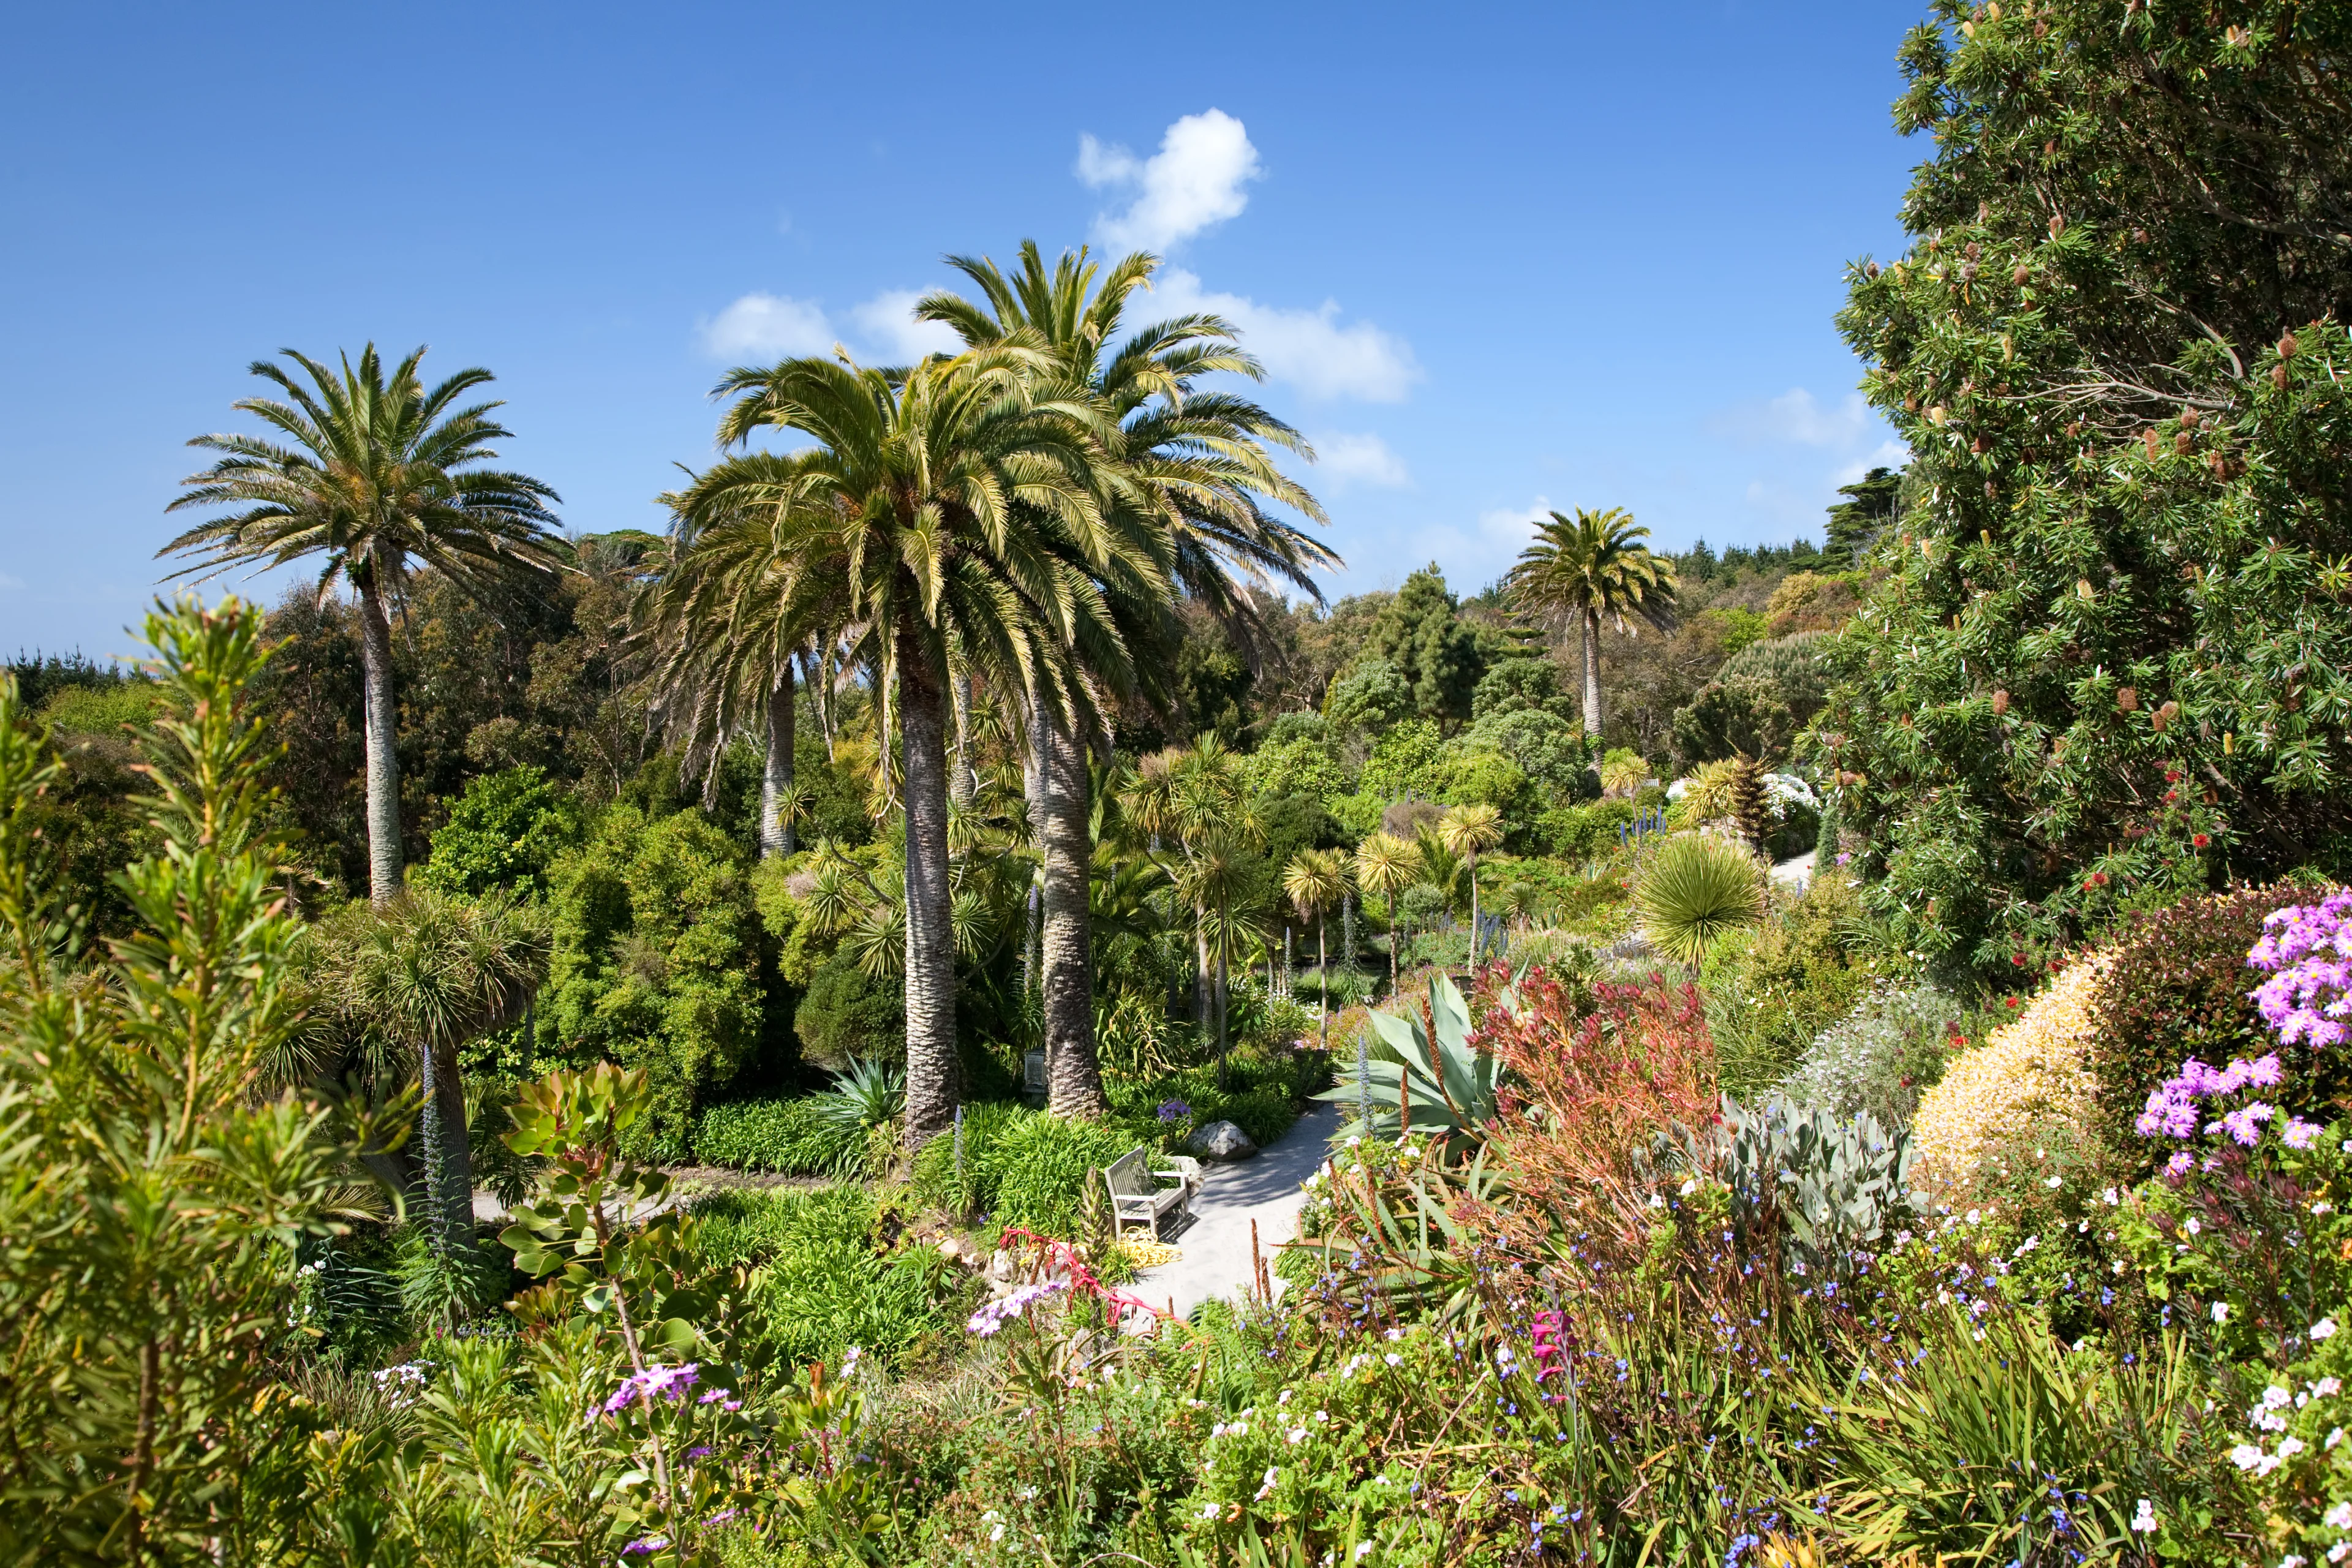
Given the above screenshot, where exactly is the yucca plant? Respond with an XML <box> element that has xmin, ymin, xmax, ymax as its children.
<box><xmin>810</xmin><ymin>1058</ymin><xmax>905</xmax><ymax>1177</ymax></box>
<box><xmin>1635</xmin><ymin>832</ymin><xmax>1764</xmax><ymax>966</ymax></box>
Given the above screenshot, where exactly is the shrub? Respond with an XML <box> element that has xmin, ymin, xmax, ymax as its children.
<box><xmin>911</xmin><ymin>1104</ymin><xmax>1140</xmax><ymax>1238</ymax></box>
<box><xmin>418</xmin><ymin>765</ymin><xmax>581</xmax><ymax>899</ymax></box>
<box><xmin>1636</xmin><ymin>833</ymin><xmax>1765</xmax><ymax>965</ymax></box>
<box><xmin>1779</xmin><ymin>981</ymin><xmax>1971</xmax><ymax>1129</ymax></box>
<box><xmin>692</xmin><ymin>1096</ymin><xmax>863</xmax><ymax>1175</ymax></box>
<box><xmin>2086</xmin><ymin>881</ymin><xmax>2332</xmax><ymax>1161</ymax></box>
<box><xmin>795</xmin><ymin>951</ymin><xmax>904</xmax><ymax>1069</ymax></box>
<box><xmin>1912</xmin><ymin>954</ymin><xmax>2113</xmax><ymax>1194</ymax></box>
<box><xmin>1702</xmin><ymin>873</ymin><xmax>1878</xmax><ymax>1101</ymax></box>
<box><xmin>1537</xmin><ymin>798</ymin><xmax>1637</xmax><ymax>860</ymax></box>
<box><xmin>1669</xmin><ymin>631</ymin><xmax>1829</xmax><ymax>769</ymax></box>
<box><xmin>685</xmin><ymin>1186</ymin><xmax>953</xmax><ymax>1368</ymax></box>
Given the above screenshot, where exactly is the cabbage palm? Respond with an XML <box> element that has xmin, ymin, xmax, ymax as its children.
<box><xmin>1506</xmin><ymin>507</ymin><xmax>1678</xmax><ymax>739</ymax></box>
<box><xmin>1281</xmin><ymin>846</ymin><xmax>1352</xmax><ymax>1050</ymax></box>
<box><xmin>161</xmin><ymin>345</ymin><xmax>563</xmax><ymax>902</ymax></box>
<box><xmin>918</xmin><ymin>241</ymin><xmax>1335</xmax><ymax>1118</ymax></box>
<box><xmin>1438</xmin><ymin>803</ymin><xmax>1507</xmax><ymax>963</ymax></box>
<box><xmin>305</xmin><ymin>888</ymin><xmax>549</xmax><ymax>1246</ymax></box>
<box><xmin>1353</xmin><ymin>831</ymin><xmax>1420</xmax><ymax>1000</ymax></box>
<box><xmin>696</xmin><ymin>348</ymin><xmax>1145</xmax><ymax>1150</ymax></box>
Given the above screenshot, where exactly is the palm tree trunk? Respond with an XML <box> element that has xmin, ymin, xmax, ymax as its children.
<box><xmin>896</xmin><ymin>627</ymin><xmax>960</xmax><ymax>1152</ymax></box>
<box><xmin>1580</xmin><ymin>605</ymin><xmax>1604</xmax><ymax>739</ymax></box>
<box><xmin>951</xmin><ymin>673</ymin><xmax>974</xmax><ymax>808</ymax></box>
<box><xmin>355</xmin><ymin>576</ymin><xmax>404</xmax><ymax>903</ymax></box>
<box><xmin>1033</xmin><ymin>712</ymin><xmax>1104</xmax><ymax>1118</ymax></box>
<box><xmin>759</xmin><ymin>665</ymin><xmax>796</xmax><ymax>859</ymax></box>
<box><xmin>1193</xmin><ymin>907</ymin><xmax>1211</xmax><ymax>1033</ymax></box>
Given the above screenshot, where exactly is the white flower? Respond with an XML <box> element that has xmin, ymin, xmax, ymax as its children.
<box><xmin>2324</xmin><ymin>1502</ymin><xmax>2352</xmax><ymax>1529</ymax></box>
<box><xmin>2215</xmin><ymin>1302</ymin><xmax>2232</xmax><ymax>1324</ymax></box>
<box><xmin>1314</xmin><ymin>1409</ymin><xmax>1329</xmax><ymax>1423</ymax></box>
<box><xmin>2232</xmin><ymin>1444</ymin><xmax>2266</xmax><ymax>1471</ymax></box>
<box><xmin>1966</xmin><ymin>1208</ymin><xmax>1981</xmax><ymax>1225</ymax></box>
<box><xmin>2013</xmin><ymin>1235</ymin><xmax>2040</xmax><ymax>1259</ymax></box>
<box><xmin>1255</xmin><ymin>1468</ymin><xmax>1279</xmax><ymax>1501</ymax></box>
<box><xmin>1648</xmin><ymin>1193</ymin><xmax>1665</xmax><ymax>1209</ymax></box>
<box><xmin>1679</xmin><ymin>1177</ymin><xmax>1699</xmax><ymax>1196</ymax></box>
<box><xmin>2283</xmin><ymin>1556</ymin><xmax>2308</xmax><ymax>1568</ymax></box>
<box><xmin>1278</xmin><ymin>1389</ymin><xmax>1292</xmax><ymax>1405</ymax></box>
<box><xmin>2332</xmin><ymin>1427</ymin><xmax>2348</xmax><ymax>1450</ymax></box>
<box><xmin>1353</xmin><ymin>1544</ymin><xmax>1374</xmax><ymax>1562</ymax></box>
<box><xmin>2329</xmin><ymin>1545</ymin><xmax>2350</xmax><ymax>1566</ymax></box>
<box><xmin>2317</xmin><ymin>1202</ymin><xmax>2337</xmax><ymax>1215</ymax></box>
<box><xmin>2259</xmin><ymin>1411</ymin><xmax>2290</xmax><ymax>1433</ymax></box>
<box><xmin>2318</xmin><ymin>1378</ymin><xmax>2343</xmax><ymax>1397</ymax></box>
<box><xmin>2046</xmin><ymin>1175</ymin><xmax>2063</xmax><ymax>1189</ymax></box>
<box><xmin>1286</xmin><ymin>1427</ymin><xmax>1307</xmax><ymax>1445</ymax></box>
<box><xmin>2279</xmin><ymin>1436</ymin><xmax>2308</xmax><ymax>1459</ymax></box>
<box><xmin>2185</xmin><ymin>1218</ymin><xmax>2203</xmax><ymax>1235</ymax></box>
<box><xmin>2102</xmin><ymin>1187</ymin><xmax>2121</xmax><ymax>1206</ymax></box>
<box><xmin>990</xmin><ymin>1524</ymin><xmax>1006</xmax><ymax>1543</ymax></box>
<box><xmin>2266</xmin><ymin>1385</ymin><xmax>2294</xmax><ymax>1410</ymax></box>
<box><xmin>1198</xmin><ymin>1502</ymin><xmax>1220</xmax><ymax>1520</ymax></box>
<box><xmin>2316</xmin><ymin>1317</ymin><xmax>2340</xmax><ymax>1341</ymax></box>
<box><xmin>2130</xmin><ymin>1498</ymin><xmax>2158</xmax><ymax>1534</ymax></box>
<box><xmin>1384</xmin><ymin>1326</ymin><xmax>1404</xmax><ymax>1341</ymax></box>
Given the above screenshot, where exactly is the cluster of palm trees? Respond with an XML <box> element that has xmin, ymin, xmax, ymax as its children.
<box><xmin>154</xmin><ymin>250</ymin><xmax>1685</xmax><ymax>1177</ymax></box>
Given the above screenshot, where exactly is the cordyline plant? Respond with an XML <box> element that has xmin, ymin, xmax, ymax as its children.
<box><xmin>1818</xmin><ymin>0</ymin><xmax>2352</xmax><ymax>973</ymax></box>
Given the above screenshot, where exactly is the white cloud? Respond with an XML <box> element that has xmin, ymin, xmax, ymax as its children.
<box><xmin>0</xmin><ymin>571</ymin><xmax>21</xmax><ymax>592</ymax></box>
<box><xmin>700</xmin><ymin>292</ymin><xmax>833</xmax><ymax>360</ymax></box>
<box><xmin>849</xmin><ymin>289</ymin><xmax>963</xmax><ymax>363</ymax></box>
<box><xmin>1476</xmin><ymin>496</ymin><xmax>1557</xmax><ymax>550</ymax></box>
<box><xmin>1079</xmin><ymin>109</ymin><xmax>1261</xmax><ymax>252</ymax></box>
<box><xmin>1712</xmin><ymin>388</ymin><xmax>1871</xmax><ymax>448</ymax></box>
<box><xmin>1152</xmin><ymin>268</ymin><xmax>1418</xmax><ymax>402</ymax></box>
<box><xmin>1311</xmin><ymin>432</ymin><xmax>1410</xmax><ymax>489</ymax></box>
<box><xmin>1834</xmin><ymin>439</ymin><xmax>1911</xmax><ymax>487</ymax></box>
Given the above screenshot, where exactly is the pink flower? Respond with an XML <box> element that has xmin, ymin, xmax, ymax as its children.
<box><xmin>2283</xmin><ymin>1117</ymin><xmax>2324</xmax><ymax>1150</ymax></box>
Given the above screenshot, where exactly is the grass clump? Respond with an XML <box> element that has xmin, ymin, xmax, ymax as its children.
<box><xmin>685</xmin><ymin>1185</ymin><xmax>957</xmax><ymax>1369</ymax></box>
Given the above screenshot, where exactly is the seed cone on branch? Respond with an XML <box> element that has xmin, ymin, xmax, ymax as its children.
<box><xmin>1726</xmin><ymin>755</ymin><xmax>1772</xmax><ymax>854</ymax></box>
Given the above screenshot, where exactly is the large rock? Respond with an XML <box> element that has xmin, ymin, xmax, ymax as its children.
<box><xmin>1185</xmin><ymin>1120</ymin><xmax>1258</xmax><ymax>1163</ymax></box>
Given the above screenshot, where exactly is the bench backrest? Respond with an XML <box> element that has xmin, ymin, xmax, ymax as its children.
<box><xmin>1102</xmin><ymin>1147</ymin><xmax>1155</xmax><ymax>1197</ymax></box>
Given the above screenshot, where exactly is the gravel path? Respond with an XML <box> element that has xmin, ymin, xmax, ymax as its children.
<box><xmin>1130</xmin><ymin>1101</ymin><xmax>1340</xmax><ymax>1321</ymax></box>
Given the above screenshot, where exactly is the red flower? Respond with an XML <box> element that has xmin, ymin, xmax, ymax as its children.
<box><xmin>2011</xmin><ymin>952</ymin><xmax>2028</xmax><ymax>966</ymax></box>
<box><xmin>2164</xmin><ymin>767</ymin><xmax>2182</xmax><ymax>783</ymax></box>
<box><xmin>2085</xmin><ymin>870</ymin><xmax>2109</xmax><ymax>888</ymax></box>
<box><xmin>2192</xmin><ymin>832</ymin><xmax>2211</xmax><ymax>848</ymax></box>
<box><xmin>2004</xmin><ymin>997</ymin><xmax>2022</xmax><ymax>1009</ymax></box>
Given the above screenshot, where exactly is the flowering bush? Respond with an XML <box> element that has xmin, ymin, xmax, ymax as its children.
<box><xmin>1912</xmin><ymin>953</ymin><xmax>2112</xmax><ymax>1193</ymax></box>
<box><xmin>2088</xmin><ymin>883</ymin><xmax>2309</xmax><ymax>1158</ymax></box>
<box><xmin>2255</xmin><ymin>887</ymin><xmax>2352</xmax><ymax>1047</ymax></box>
<box><xmin>1779</xmin><ymin>979</ymin><xmax>1972</xmax><ymax>1128</ymax></box>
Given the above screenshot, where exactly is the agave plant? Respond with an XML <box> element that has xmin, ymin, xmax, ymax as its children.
<box><xmin>808</xmin><ymin>1058</ymin><xmax>905</xmax><ymax>1177</ymax></box>
<box><xmin>1314</xmin><ymin>974</ymin><xmax>1505</xmax><ymax>1154</ymax></box>
<box><xmin>1634</xmin><ymin>831</ymin><xmax>1764</xmax><ymax>966</ymax></box>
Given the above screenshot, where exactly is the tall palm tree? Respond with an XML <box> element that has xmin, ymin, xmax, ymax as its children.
<box><xmin>918</xmin><ymin>241</ymin><xmax>1335</xmax><ymax>1118</ymax></box>
<box><xmin>1505</xmin><ymin>507</ymin><xmax>1678</xmax><ymax>739</ymax></box>
<box><xmin>692</xmin><ymin>347</ymin><xmax>1150</xmax><ymax>1151</ymax></box>
<box><xmin>638</xmin><ymin>462</ymin><xmax>835</xmax><ymax>858</ymax></box>
<box><xmin>1122</xmin><ymin>735</ymin><xmax>1263</xmax><ymax>1080</ymax></box>
<box><xmin>1353</xmin><ymin>831</ymin><xmax>1420</xmax><ymax>1001</ymax></box>
<box><xmin>1437</xmin><ymin>803</ymin><xmax>1507</xmax><ymax>965</ymax></box>
<box><xmin>1281</xmin><ymin>847</ymin><xmax>1351</xmax><ymax>1051</ymax></box>
<box><xmin>161</xmin><ymin>345</ymin><xmax>564</xmax><ymax>902</ymax></box>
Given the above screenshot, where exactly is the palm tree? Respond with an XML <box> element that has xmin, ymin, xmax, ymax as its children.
<box><xmin>1353</xmin><ymin>831</ymin><xmax>1420</xmax><ymax>1001</ymax></box>
<box><xmin>162</xmin><ymin>345</ymin><xmax>564</xmax><ymax>902</ymax></box>
<box><xmin>918</xmin><ymin>241</ymin><xmax>1335</xmax><ymax>1118</ymax></box>
<box><xmin>1505</xmin><ymin>507</ymin><xmax>1678</xmax><ymax>739</ymax></box>
<box><xmin>692</xmin><ymin>347</ymin><xmax>1147</xmax><ymax>1152</ymax></box>
<box><xmin>1281</xmin><ymin>847</ymin><xmax>1351</xmax><ymax>1051</ymax></box>
<box><xmin>305</xmin><ymin>889</ymin><xmax>549</xmax><ymax>1246</ymax></box>
<box><xmin>1122</xmin><ymin>736</ymin><xmax>1262</xmax><ymax>1080</ymax></box>
<box><xmin>1437</xmin><ymin>803</ymin><xmax>1507</xmax><ymax>965</ymax></box>
<box><xmin>638</xmin><ymin>462</ymin><xmax>835</xmax><ymax>858</ymax></box>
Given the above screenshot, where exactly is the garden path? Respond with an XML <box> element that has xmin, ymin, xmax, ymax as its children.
<box><xmin>1133</xmin><ymin>1101</ymin><xmax>1340</xmax><ymax>1321</ymax></box>
<box><xmin>1771</xmin><ymin>847</ymin><xmax>1815</xmax><ymax>890</ymax></box>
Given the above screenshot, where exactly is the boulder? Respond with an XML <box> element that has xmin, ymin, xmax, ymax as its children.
<box><xmin>1185</xmin><ymin>1120</ymin><xmax>1258</xmax><ymax>1163</ymax></box>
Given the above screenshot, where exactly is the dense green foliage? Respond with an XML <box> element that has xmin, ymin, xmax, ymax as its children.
<box><xmin>1825</xmin><ymin>0</ymin><xmax>2352</xmax><ymax>971</ymax></box>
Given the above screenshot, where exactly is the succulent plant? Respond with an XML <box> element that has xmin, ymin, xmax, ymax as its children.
<box><xmin>1716</xmin><ymin>1092</ymin><xmax>1924</xmax><ymax>1278</ymax></box>
<box><xmin>1316</xmin><ymin>974</ymin><xmax>1504</xmax><ymax>1153</ymax></box>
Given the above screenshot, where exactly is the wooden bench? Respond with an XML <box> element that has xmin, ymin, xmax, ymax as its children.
<box><xmin>1100</xmin><ymin>1147</ymin><xmax>1200</xmax><ymax>1241</ymax></box>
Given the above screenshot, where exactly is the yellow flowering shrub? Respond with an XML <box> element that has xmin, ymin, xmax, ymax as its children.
<box><xmin>1910</xmin><ymin>952</ymin><xmax>2114</xmax><ymax>1193</ymax></box>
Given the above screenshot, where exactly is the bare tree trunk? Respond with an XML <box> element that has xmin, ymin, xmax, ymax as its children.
<box><xmin>1033</xmin><ymin>713</ymin><xmax>1104</xmax><ymax>1118</ymax></box>
<box><xmin>760</xmin><ymin>665</ymin><xmax>796</xmax><ymax>859</ymax></box>
<box><xmin>1316</xmin><ymin>917</ymin><xmax>1329</xmax><ymax>1051</ymax></box>
<box><xmin>1580</xmin><ymin>606</ymin><xmax>1604</xmax><ymax>739</ymax></box>
<box><xmin>1193</xmin><ymin>910</ymin><xmax>1211</xmax><ymax>1034</ymax></box>
<box><xmin>897</xmin><ymin>627</ymin><xmax>960</xmax><ymax>1152</ymax></box>
<box><xmin>355</xmin><ymin>574</ymin><xmax>404</xmax><ymax>903</ymax></box>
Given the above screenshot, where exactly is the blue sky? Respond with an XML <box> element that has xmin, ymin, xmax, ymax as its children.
<box><xmin>0</xmin><ymin>1</ymin><xmax>1925</xmax><ymax>660</ymax></box>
